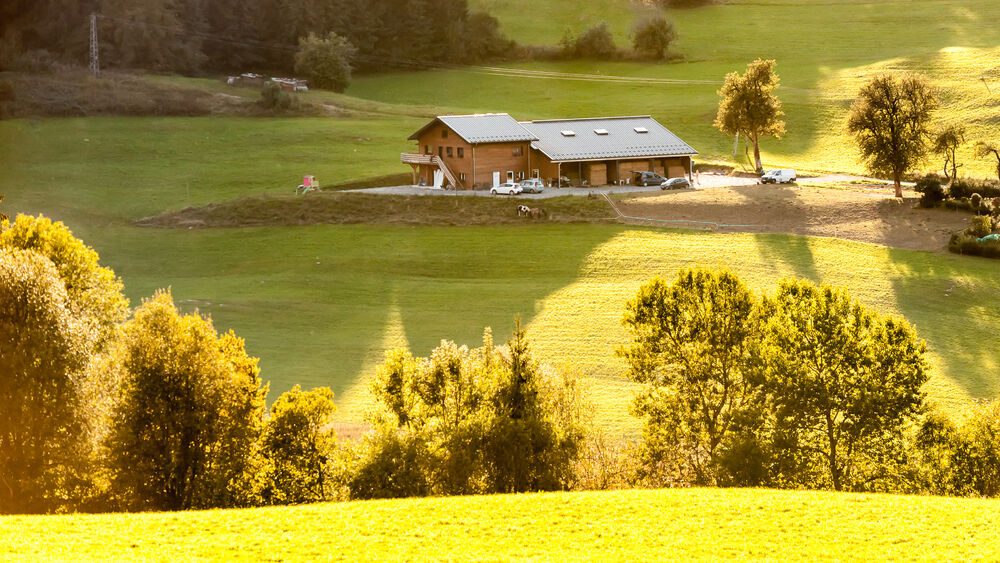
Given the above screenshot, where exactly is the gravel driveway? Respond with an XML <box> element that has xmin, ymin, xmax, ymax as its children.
<box><xmin>343</xmin><ymin>173</ymin><xmax>891</xmax><ymax>199</ymax></box>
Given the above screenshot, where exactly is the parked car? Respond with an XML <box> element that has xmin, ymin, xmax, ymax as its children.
<box><xmin>519</xmin><ymin>178</ymin><xmax>545</xmax><ymax>193</ymax></box>
<box><xmin>760</xmin><ymin>169</ymin><xmax>797</xmax><ymax>184</ymax></box>
<box><xmin>661</xmin><ymin>177</ymin><xmax>691</xmax><ymax>190</ymax></box>
<box><xmin>491</xmin><ymin>182</ymin><xmax>523</xmax><ymax>195</ymax></box>
<box><xmin>633</xmin><ymin>171</ymin><xmax>667</xmax><ymax>186</ymax></box>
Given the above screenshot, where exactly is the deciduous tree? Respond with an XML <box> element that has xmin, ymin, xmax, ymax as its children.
<box><xmin>974</xmin><ymin>141</ymin><xmax>1000</xmax><ymax>182</ymax></box>
<box><xmin>847</xmin><ymin>74</ymin><xmax>938</xmax><ymax>197</ymax></box>
<box><xmin>262</xmin><ymin>385</ymin><xmax>339</xmax><ymax>504</ymax></box>
<box><xmin>620</xmin><ymin>268</ymin><xmax>767</xmax><ymax>486</ymax></box>
<box><xmin>294</xmin><ymin>32</ymin><xmax>356</xmax><ymax>92</ymax></box>
<box><xmin>105</xmin><ymin>290</ymin><xmax>267</xmax><ymax>511</ymax></box>
<box><xmin>760</xmin><ymin>279</ymin><xmax>928</xmax><ymax>491</ymax></box>
<box><xmin>349</xmin><ymin>324</ymin><xmax>584</xmax><ymax>499</ymax></box>
<box><xmin>0</xmin><ymin>249</ymin><xmax>92</xmax><ymax>513</ymax></box>
<box><xmin>933</xmin><ymin>125</ymin><xmax>965</xmax><ymax>185</ymax></box>
<box><xmin>714</xmin><ymin>59</ymin><xmax>786</xmax><ymax>174</ymax></box>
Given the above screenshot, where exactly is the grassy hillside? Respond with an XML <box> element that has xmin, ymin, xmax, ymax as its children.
<box><xmin>2</xmin><ymin>117</ymin><xmax>999</xmax><ymax>434</ymax></box>
<box><xmin>4</xmin><ymin>488</ymin><xmax>1000</xmax><ymax>560</ymax></box>
<box><xmin>353</xmin><ymin>0</ymin><xmax>1000</xmax><ymax>177</ymax></box>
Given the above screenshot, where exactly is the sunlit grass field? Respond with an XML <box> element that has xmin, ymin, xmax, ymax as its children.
<box><xmin>4</xmin><ymin>488</ymin><xmax>1000</xmax><ymax>560</ymax></box>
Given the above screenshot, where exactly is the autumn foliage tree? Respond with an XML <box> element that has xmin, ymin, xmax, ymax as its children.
<box><xmin>847</xmin><ymin>74</ymin><xmax>938</xmax><ymax>198</ymax></box>
<box><xmin>933</xmin><ymin>125</ymin><xmax>965</xmax><ymax>185</ymax></box>
<box><xmin>714</xmin><ymin>59</ymin><xmax>786</xmax><ymax>174</ymax></box>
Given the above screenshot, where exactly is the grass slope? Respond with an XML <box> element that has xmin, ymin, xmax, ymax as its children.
<box><xmin>4</xmin><ymin>488</ymin><xmax>1000</xmax><ymax>560</ymax></box>
<box><xmin>354</xmin><ymin>0</ymin><xmax>1000</xmax><ymax>177</ymax></box>
<box><xmin>2</xmin><ymin>117</ymin><xmax>999</xmax><ymax>434</ymax></box>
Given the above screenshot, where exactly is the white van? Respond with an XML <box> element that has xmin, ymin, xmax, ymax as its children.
<box><xmin>761</xmin><ymin>169</ymin><xmax>797</xmax><ymax>184</ymax></box>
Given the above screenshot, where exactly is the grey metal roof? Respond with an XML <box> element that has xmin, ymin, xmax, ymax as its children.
<box><xmin>408</xmin><ymin>113</ymin><xmax>538</xmax><ymax>144</ymax></box>
<box><xmin>521</xmin><ymin>116</ymin><xmax>697</xmax><ymax>162</ymax></box>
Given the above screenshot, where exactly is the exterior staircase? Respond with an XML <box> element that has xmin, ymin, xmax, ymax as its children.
<box><xmin>400</xmin><ymin>153</ymin><xmax>462</xmax><ymax>188</ymax></box>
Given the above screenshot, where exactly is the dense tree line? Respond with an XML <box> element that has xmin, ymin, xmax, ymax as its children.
<box><xmin>0</xmin><ymin>0</ymin><xmax>511</xmax><ymax>74</ymax></box>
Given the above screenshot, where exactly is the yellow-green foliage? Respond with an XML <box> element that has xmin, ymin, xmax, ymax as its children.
<box><xmin>0</xmin><ymin>248</ymin><xmax>92</xmax><ymax>513</ymax></box>
<box><xmin>3</xmin><ymin>488</ymin><xmax>1000</xmax><ymax>560</ymax></box>
<box><xmin>349</xmin><ymin>326</ymin><xmax>585</xmax><ymax>498</ymax></box>
<box><xmin>262</xmin><ymin>385</ymin><xmax>339</xmax><ymax>504</ymax></box>
<box><xmin>105</xmin><ymin>290</ymin><xmax>268</xmax><ymax>511</ymax></box>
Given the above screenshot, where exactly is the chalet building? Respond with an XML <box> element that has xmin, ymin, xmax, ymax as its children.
<box><xmin>401</xmin><ymin>113</ymin><xmax>697</xmax><ymax>189</ymax></box>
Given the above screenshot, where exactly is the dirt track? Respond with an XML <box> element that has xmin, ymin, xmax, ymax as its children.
<box><xmin>615</xmin><ymin>184</ymin><xmax>970</xmax><ymax>252</ymax></box>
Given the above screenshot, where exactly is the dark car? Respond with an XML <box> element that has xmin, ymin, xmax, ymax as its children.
<box><xmin>633</xmin><ymin>171</ymin><xmax>667</xmax><ymax>186</ymax></box>
<box><xmin>660</xmin><ymin>177</ymin><xmax>691</xmax><ymax>190</ymax></box>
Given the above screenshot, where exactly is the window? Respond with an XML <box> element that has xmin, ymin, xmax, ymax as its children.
<box><xmin>442</xmin><ymin>128</ymin><xmax>449</xmax><ymax>138</ymax></box>
<box><xmin>447</xmin><ymin>147</ymin><xmax>453</xmax><ymax>158</ymax></box>
<box><xmin>438</xmin><ymin>146</ymin><xmax>443</xmax><ymax>158</ymax></box>
<box><xmin>532</xmin><ymin>169</ymin><xmax>540</xmax><ymax>179</ymax></box>
<box><xmin>459</xmin><ymin>173</ymin><xmax>466</xmax><ymax>182</ymax></box>
<box><xmin>424</xmin><ymin>145</ymin><xmax>431</xmax><ymax>155</ymax></box>
<box><xmin>519</xmin><ymin>171</ymin><xmax>526</xmax><ymax>180</ymax></box>
<box><xmin>457</xmin><ymin>147</ymin><xmax>464</xmax><ymax>158</ymax></box>
<box><xmin>634</xmin><ymin>127</ymin><xmax>649</xmax><ymax>134</ymax></box>
<box><xmin>507</xmin><ymin>171</ymin><xmax>515</xmax><ymax>181</ymax></box>
<box><xmin>560</xmin><ymin>130</ymin><xmax>576</xmax><ymax>137</ymax></box>
<box><xmin>594</xmin><ymin>128</ymin><xmax>609</xmax><ymax>135</ymax></box>
<box><xmin>512</xmin><ymin>146</ymin><xmax>524</xmax><ymax>157</ymax></box>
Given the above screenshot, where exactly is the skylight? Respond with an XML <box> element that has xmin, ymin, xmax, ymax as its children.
<box><xmin>561</xmin><ymin>130</ymin><xmax>576</xmax><ymax>137</ymax></box>
<box><xmin>594</xmin><ymin>129</ymin><xmax>609</xmax><ymax>135</ymax></box>
<box><xmin>634</xmin><ymin>127</ymin><xmax>649</xmax><ymax>134</ymax></box>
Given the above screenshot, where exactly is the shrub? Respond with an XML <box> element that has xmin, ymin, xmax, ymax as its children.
<box><xmin>562</xmin><ymin>23</ymin><xmax>619</xmax><ymax>59</ymax></box>
<box><xmin>914</xmin><ymin>175</ymin><xmax>944</xmax><ymax>208</ymax></box>
<box><xmin>971</xmin><ymin>193</ymin><xmax>984</xmax><ymax>214</ymax></box>
<box><xmin>948</xmin><ymin>232</ymin><xmax>1000</xmax><ymax>258</ymax></box>
<box><xmin>949</xmin><ymin>178</ymin><xmax>1000</xmax><ymax>199</ymax></box>
<box><xmin>967</xmin><ymin>215</ymin><xmax>995</xmax><ymax>237</ymax></box>
<box><xmin>259</xmin><ymin>82</ymin><xmax>297</xmax><ymax>111</ymax></box>
<box><xmin>632</xmin><ymin>16</ymin><xmax>677</xmax><ymax>60</ymax></box>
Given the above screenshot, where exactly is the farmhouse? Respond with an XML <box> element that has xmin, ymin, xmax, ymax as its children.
<box><xmin>402</xmin><ymin>113</ymin><xmax>697</xmax><ymax>189</ymax></box>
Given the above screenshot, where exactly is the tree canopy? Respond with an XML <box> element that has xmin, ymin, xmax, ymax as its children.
<box><xmin>847</xmin><ymin>74</ymin><xmax>938</xmax><ymax>197</ymax></box>
<box><xmin>632</xmin><ymin>16</ymin><xmax>677</xmax><ymax>60</ymax></box>
<box><xmin>714</xmin><ymin>59</ymin><xmax>786</xmax><ymax>174</ymax></box>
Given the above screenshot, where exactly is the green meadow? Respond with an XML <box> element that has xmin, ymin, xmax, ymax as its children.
<box><xmin>3</xmin><ymin>0</ymin><xmax>1000</xmax><ymax>435</ymax></box>
<box><xmin>353</xmin><ymin>0</ymin><xmax>1000</xmax><ymax>177</ymax></box>
<box><xmin>4</xmin><ymin>488</ymin><xmax>1000</xmax><ymax>560</ymax></box>
<box><xmin>2</xmin><ymin>117</ymin><xmax>999</xmax><ymax>435</ymax></box>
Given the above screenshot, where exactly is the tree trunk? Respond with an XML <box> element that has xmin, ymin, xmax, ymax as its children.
<box><xmin>752</xmin><ymin>137</ymin><xmax>763</xmax><ymax>174</ymax></box>
<box><xmin>893</xmin><ymin>171</ymin><xmax>903</xmax><ymax>198</ymax></box>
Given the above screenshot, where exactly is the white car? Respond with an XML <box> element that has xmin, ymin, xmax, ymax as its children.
<box><xmin>761</xmin><ymin>169</ymin><xmax>797</xmax><ymax>184</ymax></box>
<box><xmin>491</xmin><ymin>182</ymin><xmax>523</xmax><ymax>195</ymax></box>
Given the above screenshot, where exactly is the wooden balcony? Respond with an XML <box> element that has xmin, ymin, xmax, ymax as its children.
<box><xmin>400</xmin><ymin>153</ymin><xmax>462</xmax><ymax>188</ymax></box>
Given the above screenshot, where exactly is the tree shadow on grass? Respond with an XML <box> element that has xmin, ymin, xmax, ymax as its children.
<box><xmin>885</xmin><ymin>246</ymin><xmax>1000</xmax><ymax>408</ymax></box>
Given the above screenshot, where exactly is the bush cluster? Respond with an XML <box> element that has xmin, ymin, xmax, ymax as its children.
<box><xmin>948</xmin><ymin>206</ymin><xmax>1000</xmax><ymax>258</ymax></box>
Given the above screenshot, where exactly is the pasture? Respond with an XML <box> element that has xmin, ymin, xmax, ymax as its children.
<box><xmin>4</xmin><ymin>488</ymin><xmax>1000</xmax><ymax>560</ymax></box>
<box><xmin>2</xmin><ymin>115</ymin><xmax>999</xmax><ymax>434</ymax></box>
<box><xmin>3</xmin><ymin>0</ymin><xmax>1000</xmax><ymax>434</ymax></box>
<box><xmin>352</xmin><ymin>0</ymin><xmax>1000</xmax><ymax>178</ymax></box>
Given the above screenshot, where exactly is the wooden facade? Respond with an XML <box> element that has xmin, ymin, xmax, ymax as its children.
<box><xmin>403</xmin><ymin>115</ymin><xmax>695</xmax><ymax>189</ymax></box>
<box><xmin>406</xmin><ymin>122</ymin><xmax>534</xmax><ymax>189</ymax></box>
